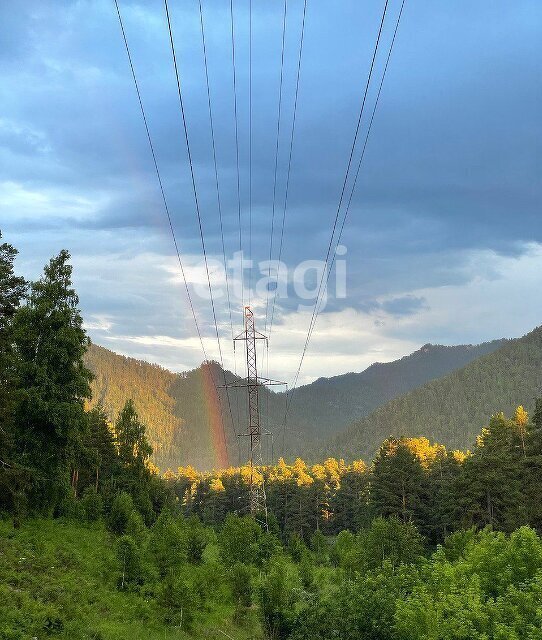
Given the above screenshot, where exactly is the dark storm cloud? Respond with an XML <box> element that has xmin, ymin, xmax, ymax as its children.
<box><xmin>1</xmin><ymin>0</ymin><xmax>541</xmax><ymax>378</ymax></box>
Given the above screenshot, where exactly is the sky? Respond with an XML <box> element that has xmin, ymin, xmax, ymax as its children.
<box><xmin>1</xmin><ymin>0</ymin><xmax>541</xmax><ymax>386</ymax></box>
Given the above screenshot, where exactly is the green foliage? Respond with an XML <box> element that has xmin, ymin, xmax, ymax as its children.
<box><xmin>116</xmin><ymin>534</ymin><xmax>144</xmax><ymax>590</ymax></box>
<box><xmin>181</xmin><ymin>515</ymin><xmax>209</xmax><ymax>564</ymax></box>
<box><xmin>288</xmin><ymin>532</ymin><xmax>308</xmax><ymax>563</ymax></box>
<box><xmin>309</xmin><ymin>529</ymin><xmax>329</xmax><ymax>564</ymax></box>
<box><xmin>80</xmin><ymin>486</ymin><xmax>103</xmax><ymax>521</ymax></box>
<box><xmin>357</xmin><ymin>517</ymin><xmax>425</xmax><ymax>570</ymax></box>
<box><xmin>0</xmin><ymin>232</ymin><xmax>26</xmax><ymax>453</ymax></box>
<box><xmin>125</xmin><ymin>509</ymin><xmax>147</xmax><ymax>544</ymax></box>
<box><xmin>218</xmin><ymin>514</ymin><xmax>263</xmax><ymax>566</ymax></box>
<box><xmin>148</xmin><ymin>511</ymin><xmax>187</xmax><ymax>576</ymax></box>
<box><xmin>115</xmin><ymin>399</ymin><xmax>153</xmax><ymax>470</ymax></box>
<box><xmin>331</xmin><ymin>529</ymin><xmax>356</xmax><ymax>570</ymax></box>
<box><xmin>298</xmin><ymin>551</ymin><xmax>315</xmax><ymax>591</ymax></box>
<box><xmin>394</xmin><ymin>526</ymin><xmax>542</xmax><ymax>640</ymax></box>
<box><xmin>327</xmin><ymin>327</ymin><xmax>542</xmax><ymax>462</ymax></box>
<box><xmin>8</xmin><ymin>250</ymin><xmax>93</xmax><ymax>513</ymax></box>
<box><xmin>108</xmin><ymin>491</ymin><xmax>135</xmax><ymax>535</ymax></box>
<box><xmin>371</xmin><ymin>438</ymin><xmax>430</xmax><ymax>531</ymax></box>
<box><xmin>0</xmin><ymin>517</ymin><xmax>260</xmax><ymax>639</ymax></box>
<box><xmin>230</xmin><ymin>562</ymin><xmax>253</xmax><ymax>607</ymax></box>
<box><xmin>259</xmin><ymin>555</ymin><xmax>301</xmax><ymax>640</ymax></box>
<box><xmin>456</xmin><ymin>413</ymin><xmax>527</xmax><ymax>532</ymax></box>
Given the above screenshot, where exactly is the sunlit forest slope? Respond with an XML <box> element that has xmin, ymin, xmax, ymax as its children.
<box><xmin>325</xmin><ymin>326</ymin><xmax>542</xmax><ymax>461</ymax></box>
<box><xmin>84</xmin><ymin>339</ymin><xmax>505</xmax><ymax>470</ymax></box>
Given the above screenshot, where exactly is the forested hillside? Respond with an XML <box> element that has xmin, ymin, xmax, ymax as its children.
<box><xmin>284</xmin><ymin>340</ymin><xmax>505</xmax><ymax>448</ymax></box>
<box><xmin>325</xmin><ymin>325</ymin><xmax>542</xmax><ymax>461</ymax></box>
<box><xmin>85</xmin><ymin>339</ymin><xmax>505</xmax><ymax>470</ymax></box>
<box><xmin>85</xmin><ymin>345</ymin><xmax>244</xmax><ymax>471</ymax></box>
<box><xmin>4</xmin><ymin>240</ymin><xmax>542</xmax><ymax>640</ymax></box>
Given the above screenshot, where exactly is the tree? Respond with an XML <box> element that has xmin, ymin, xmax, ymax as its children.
<box><xmin>108</xmin><ymin>491</ymin><xmax>135</xmax><ymax>535</ymax></box>
<box><xmin>0</xmin><ymin>232</ymin><xmax>26</xmax><ymax>430</ymax></box>
<box><xmin>532</xmin><ymin>398</ymin><xmax>542</xmax><ymax>431</ymax></box>
<box><xmin>370</xmin><ymin>438</ymin><xmax>430</xmax><ymax>533</ymax></box>
<box><xmin>0</xmin><ymin>233</ymin><xmax>27</xmax><ymax>515</ymax></box>
<box><xmin>259</xmin><ymin>555</ymin><xmax>300</xmax><ymax>640</ymax></box>
<box><xmin>218</xmin><ymin>514</ymin><xmax>263</xmax><ymax>566</ymax></box>
<box><xmin>115</xmin><ymin>399</ymin><xmax>152</xmax><ymax>472</ymax></box>
<box><xmin>148</xmin><ymin>510</ymin><xmax>187</xmax><ymax>576</ymax></box>
<box><xmin>82</xmin><ymin>405</ymin><xmax>118</xmax><ymax>493</ymax></box>
<box><xmin>330</xmin><ymin>464</ymin><xmax>370</xmax><ymax>533</ymax></box>
<box><xmin>116</xmin><ymin>535</ymin><xmax>144</xmax><ymax>590</ymax></box>
<box><xmin>456</xmin><ymin>413</ymin><xmax>527</xmax><ymax>532</ymax></box>
<box><xmin>10</xmin><ymin>250</ymin><xmax>92</xmax><ymax>511</ymax></box>
<box><xmin>514</xmin><ymin>405</ymin><xmax>529</xmax><ymax>456</ymax></box>
<box><xmin>524</xmin><ymin>398</ymin><xmax>542</xmax><ymax>529</ymax></box>
<box><xmin>427</xmin><ymin>451</ymin><xmax>463</xmax><ymax>542</ymax></box>
<box><xmin>357</xmin><ymin>517</ymin><xmax>424</xmax><ymax>571</ymax></box>
<box><xmin>230</xmin><ymin>561</ymin><xmax>253</xmax><ymax>608</ymax></box>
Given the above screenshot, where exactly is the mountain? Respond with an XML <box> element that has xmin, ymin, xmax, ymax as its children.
<box><xmin>323</xmin><ymin>326</ymin><xmax>542</xmax><ymax>462</ymax></box>
<box><xmin>283</xmin><ymin>339</ymin><xmax>506</xmax><ymax>450</ymax></box>
<box><xmin>85</xmin><ymin>345</ymin><xmax>238</xmax><ymax>471</ymax></box>
<box><xmin>84</xmin><ymin>336</ymin><xmax>506</xmax><ymax>471</ymax></box>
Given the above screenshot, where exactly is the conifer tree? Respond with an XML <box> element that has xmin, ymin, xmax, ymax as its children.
<box><xmin>115</xmin><ymin>399</ymin><xmax>153</xmax><ymax>471</ymax></box>
<box><xmin>524</xmin><ymin>398</ymin><xmax>542</xmax><ymax>529</ymax></box>
<box><xmin>0</xmin><ymin>232</ymin><xmax>26</xmax><ymax>443</ymax></box>
<box><xmin>10</xmin><ymin>250</ymin><xmax>92</xmax><ymax>510</ymax></box>
<box><xmin>427</xmin><ymin>451</ymin><xmax>463</xmax><ymax>542</ymax></box>
<box><xmin>0</xmin><ymin>233</ymin><xmax>27</xmax><ymax>514</ymax></box>
<box><xmin>456</xmin><ymin>413</ymin><xmax>526</xmax><ymax>532</ymax></box>
<box><xmin>370</xmin><ymin>438</ymin><xmax>430</xmax><ymax>532</ymax></box>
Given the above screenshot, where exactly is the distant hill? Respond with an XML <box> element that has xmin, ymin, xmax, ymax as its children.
<box><xmin>323</xmin><ymin>326</ymin><xmax>542</xmax><ymax>462</ymax></box>
<box><xmin>284</xmin><ymin>339</ymin><xmax>506</xmax><ymax>451</ymax></box>
<box><xmin>85</xmin><ymin>345</ymin><xmax>239</xmax><ymax>471</ymax></box>
<box><xmin>84</xmin><ymin>336</ymin><xmax>506</xmax><ymax>471</ymax></box>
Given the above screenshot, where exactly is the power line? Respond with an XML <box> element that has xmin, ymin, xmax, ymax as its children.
<box><xmin>198</xmin><ymin>0</ymin><xmax>240</xmax><ymax>463</ymax></box>
<box><xmin>229</xmin><ymin>0</ymin><xmax>247</xmax><ymax>445</ymax></box>
<box><xmin>198</xmin><ymin>0</ymin><xmax>235</xmax><ymax>347</ymax></box>
<box><xmin>113</xmin><ymin>0</ymin><xmax>208</xmax><ymax>364</ymax></box>
<box><xmin>248</xmin><ymin>0</ymin><xmax>253</xmax><ymax>305</ymax></box>
<box><xmin>264</xmin><ymin>0</ymin><xmax>288</xmax><ymax>334</ymax></box>
<box><xmin>287</xmin><ymin>0</ymin><xmax>391</xmax><ymax>399</ymax></box>
<box><xmin>323</xmin><ymin>0</ymin><xmax>408</xmax><ymax>311</ymax></box>
<box><xmin>164</xmin><ymin>0</ymin><xmax>234</xmax><ymax>464</ymax></box>
<box><xmin>230</xmin><ymin>0</ymin><xmax>243</xmax><ymax>309</ymax></box>
<box><xmin>284</xmin><ymin>0</ymin><xmax>406</xmax><ymax>430</ymax></box>
<box><xmin>268</xmin><ymin>0</ymin><xmax>308</xmax><ymax>338</ymax></box>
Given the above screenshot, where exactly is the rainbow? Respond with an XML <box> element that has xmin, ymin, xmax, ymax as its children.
<box><xmin>201</xmin><ymin>363</ymin><xmax>229</xmax><ymax>468</ymax></box>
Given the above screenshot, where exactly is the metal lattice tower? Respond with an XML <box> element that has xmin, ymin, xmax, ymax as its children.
<box><xmin>220</xmin><ymin>306</ymin><xmax>285</xmax><ymax>526</ymax></box>
<box><xmin>236</xmin><ymin>307</ymin><xmax>268</xmax><ymax>521</ymax></box>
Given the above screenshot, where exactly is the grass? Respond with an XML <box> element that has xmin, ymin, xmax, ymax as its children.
<box><xmin>0</xmin><ymin>518</ymin><xmax>262</xmax><ymax>640</ymax></box>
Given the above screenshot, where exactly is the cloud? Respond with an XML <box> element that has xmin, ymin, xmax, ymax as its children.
<box><xmin>380</xmin><ymin>295</ymin><xmax>428</xmax><ymax>317</ymax></box>
<box><xmin>1</xmin><ymin>0</ymin><xmax>541</xmax><ymax>383</ymax></box>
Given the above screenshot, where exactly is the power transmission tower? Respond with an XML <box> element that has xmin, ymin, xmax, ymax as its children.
<box><xmin>222</xmin><ymin>306</ymin><xmax>285</xmax><ymax>527</ymax></box>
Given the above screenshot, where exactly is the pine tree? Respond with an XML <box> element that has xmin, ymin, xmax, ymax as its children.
<box><xmin>427</xmin><ymin>451</ymin><xmax>463</xmax><ymax>542</ymax></box>
<box><xmin>456</xmin><ymin>413</ymin><xmax>526</xmax><ymax>532</ymax></box>
<box><xmin>0</xmin><ymin>232</ymin><xmax>27</xmax><ymax>444</ymax></box>
<box><xmin>0</xmin><ymin>234</ymin><xmax>28</xmax><ymax>516</ymax></box>
<box><xmin>330</xmin><ymin>466</ymin><xmax>370</xmax><ymax>533</ymax></box>
<box><xmin>81</xmin><ymin>405</ymin><xmax>119</xmax><ymax>494</ymax></box>
<box><xmin>524</xmin><ymin>398</ymin><xmax>542</xmax><ymax>529</ymax></box>
<box><xmin>370</xmin><ymin>438</ymin><xmax>430</xmax><ymax>533</ymax></box>
<box><xmin>115</xmin><ymin>399</ymin><xmax>153</xmax><ymax>471</ymax></box>
<box><xmin>10</xmin><ymin>250</ymin><xmax>92</xmax><ymax>511</ymax></box>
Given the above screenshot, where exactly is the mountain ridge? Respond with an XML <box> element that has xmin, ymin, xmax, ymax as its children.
<box><xmin>322</xmin><ymin>325</ymin><xmax>542</xmax><ymax>462</ymax></box>
<box><xmin>84</xmin><ymin>335</ymin><xmax>507</xmax><ymax>470</ymax></box>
